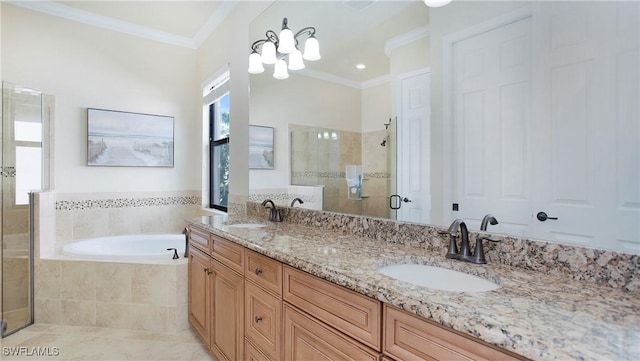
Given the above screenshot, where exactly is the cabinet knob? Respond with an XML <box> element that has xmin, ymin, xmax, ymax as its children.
<box><xmin>254</xmin><ymin>316</ymin><xmax>263</xmax><ymax>323</ymax></box>
<box><xmin>254</xmin><ymin>268</ymin><xmax>263</xmax><ymax>276</ymax></box>
<box><xmin>204</xmin><ymin>268</ymin><xmax>212</xmax><ymax>275</ymax></box>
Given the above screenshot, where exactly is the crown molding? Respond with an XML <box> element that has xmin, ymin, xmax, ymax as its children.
<box><xmin>361</xmin><ymin>74</ymin><xmax>391</xmax><ymax>89</ymax></box>
<box><xmin>384</xmin><ymin>26</ymin><xmax>430</xmax><ymax>56</ymax></box>
<box><xmin>193</xmin><ymin>1</ymin><xmax>238</xmax><ymax>48</ymax></box>
<box><xmin>6</xmin><ymin>0</ymin><xmax>237</xmax><ymax>50</ymax></box>
<box><xmin>298</xmin><ymin>68</ymin><xmax>363</xmax><ymax>89</ymax></box>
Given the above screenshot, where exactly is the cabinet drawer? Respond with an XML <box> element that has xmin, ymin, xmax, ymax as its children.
<box><xmin>245</xmin><ymin>281</ymin><xmax>282</xmax><ymax>361</ymax></box>
<box><xmin>189</xmin><ymin>226</ymin><xmax>211</xmax><ymax>253</ymax></box>
<box><xmin>246</xmin><ymin>338</ymin><xmax>274</xmax><ymax>361</ymax></box>
<box><xmin>283</xmin><ymin>266</ymin><xmax>382</xmax><ymax>351</ymax></box>
<box><xmin>284</xmin><ymin>304</ymin><xmax>381</xmax><ymax>361</ymax></box>
<box><xmin>212</xmin><ymin>234</ymin><xmax>244</xmax><ymax>274</ymax></box>
<box><xmin>245</xmin><ymin>250</ymin><xmax>283</xmax><ymax>296</ymax></box>
<box><xmin>384</xmin><ymin>305</ymin><xmax>526</xmax><ymax>361</ymax></box>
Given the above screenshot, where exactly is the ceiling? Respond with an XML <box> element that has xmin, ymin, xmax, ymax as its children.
<box><xmin>8</xmin><ymin>0</ymin><xmax>429</xmax><ymax>84</ymax></box>
<box><xmin>8</xmin><ymin>0</ymin><xmax>242</xmax><ymax>48</ymax></box>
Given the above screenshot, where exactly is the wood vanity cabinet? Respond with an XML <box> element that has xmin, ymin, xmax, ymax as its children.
<box><xmin>383</xmin><ymin>305</ymin><xmax>526</xmax><ymax>361</ymax></box>
<box><xmin>187</xmin><ymin>244</ymin><xmax>210</xmax><ymax>342</ymax></box>
<box><xmin>283</xmin><ymin>304</ymin><xmax>381</xmax><ymax>361</ymax></box>
<box><xmin>188</xmin><ymin>226</ymin><xmax>528</xmax><ymax>361</ymax></box>
<box><xmin>244</xmin><ymin>249</ymin><xmax>283</xmax><ymax>361</ymax></box>
<box><xmin>187</xmin><ymin>227</ymin><xmax>244</xmax><ymax>361</ymax></box>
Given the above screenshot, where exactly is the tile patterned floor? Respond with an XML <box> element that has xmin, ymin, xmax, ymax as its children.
<box><xmin>0</xmin><ymin>324</ymin><xmax>215</xmax><ymax>361</ymax></box>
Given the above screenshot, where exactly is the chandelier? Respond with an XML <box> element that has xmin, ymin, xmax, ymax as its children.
<box><xmin>248</xmin><ymin>18</ymin><xmax>321</xmax><ymax>80</ymax></box>
<box><xmin>424</xmin><ymin>0</ymin><xmax>452</xmax><ymax>7</ymax></box>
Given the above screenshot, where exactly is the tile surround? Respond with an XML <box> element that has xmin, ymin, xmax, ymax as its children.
<box><xmin>35</xmin><ymin>192</ymin><xmax>197</xmax><ymax>334</ymax></box>
<box><xmin>34</xmin><ymin>259</ymin><xmax>188</xmax><ymax>333</ymax></box>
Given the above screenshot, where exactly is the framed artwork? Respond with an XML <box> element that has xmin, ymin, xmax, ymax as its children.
<box><xmin>87</xmin><ymin>108</ymin><xmax>174</xmax><ymax>167</ymax></box>
<box><xmin>249</xmin><ymin>125</ymin><xmax>274</xmax><ymax>169</ymax></box>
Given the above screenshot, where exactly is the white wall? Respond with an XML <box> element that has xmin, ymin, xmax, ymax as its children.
<box><xmin>361</xmin><ymin>82</ymin><xmax>392</xmax><ymax>134</ymax></box>
<box><xmin>197</xmin><ymin>1</ymin><xmax>269</xmax><ymax>205</ymax></box>
<box><xmin>1</xmin><ymin>3</ymin><xmax>199</xmax><ymax>193</ymax></box>
<box><xmin>249</xmin><ymin>73</ymin><xmax>361</xmax><ymax>189</ymax></box>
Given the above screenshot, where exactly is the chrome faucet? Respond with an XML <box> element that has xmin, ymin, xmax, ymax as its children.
<box><xmin>439</xmin><ymin>219</ymin><xmax>472</xmax><ymax>261</ymax></box>
<box><xmin>261</xmin><ymin>199</ymin><xmax>283</xmax><ymax>222</ymax></box>
<box><xmin>290</xmin><ymin>197</ymin><xmax>304</xmax><ymax>207</ymax></box>
<box><xmin>480</xmin><ymin>214</ymin><xmax>498</xmax><ymax>231</ymax></box>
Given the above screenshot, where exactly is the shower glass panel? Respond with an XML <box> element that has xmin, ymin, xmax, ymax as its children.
<box><xmin>1</xmin><ymin>81</ymin><xmax>48</xmax><ymax>337</ymax></box>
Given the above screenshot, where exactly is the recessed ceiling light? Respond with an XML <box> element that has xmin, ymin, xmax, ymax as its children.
<box><xmin>356</xmin><ymin>64</ymin><xmax>366</xmax><ymax>70</ymax></box>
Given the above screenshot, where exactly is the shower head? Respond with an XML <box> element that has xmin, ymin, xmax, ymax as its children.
<box><xmin>381</xmin><ymin>134</ymin><xmax>389</xmax><ymax>147</ymax></box>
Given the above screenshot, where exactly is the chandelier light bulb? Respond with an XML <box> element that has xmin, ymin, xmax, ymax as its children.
<box><xmin>248</xmin><ymin>52</ymin><xmax>265</xmax><ymax>74</ymax></box>
<box><xmin>278</xmin><ymin>29</ymin><xmax>296</xmax><ymax>54</ymax></box>
<box><xmin>273</xmin><ymin>59</ymin><xmax>289</xmax><ymax>79</ymax></box>
<box><xmin>424</xmin><ymin>0</ymin><xmax>452</xmax><ymax>7</ymax></box>
<box><xmin>303</xmin><ymin>36</ymin><xmax>321</xmax><ymax>61</ymax></box>
<box><xmin>261</xmin><ymin>41</ymin><xmax>277</xmax><ymax>64</ymax></box>
<box><xmin>288</xmin><ymin>50</ymin><xmax>305</xmax><ymax>70</ymax></box>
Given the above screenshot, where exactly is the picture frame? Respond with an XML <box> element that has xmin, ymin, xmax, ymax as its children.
<box><xmin>249</xmin><ymin>125</ymin><xmax>274</xmax><ymax>169</ymax></box>
<box><xmin>87</xmin><ymin>108</ymin><xmax>174</xmax><ymax>167</ymax></box>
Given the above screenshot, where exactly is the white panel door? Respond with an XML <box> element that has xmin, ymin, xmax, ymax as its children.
<box><xmin>532</xmin><ymin>1</ymin><xmax>640</xmax><ymax>252</ymax></box>
<box><xmin>451</xmin><ymin>17</ymin><xmax>532</xmax><ymax>235</ymax></box>
<box><xmin>397</xmin><ymin>70</ymin><xmax>431</xmax><ymax>223</ymax></box>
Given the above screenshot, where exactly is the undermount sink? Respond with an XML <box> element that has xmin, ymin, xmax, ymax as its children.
<box><xmin>226</xmin><ymin>223</ymin><xmax>267</xmax><ymax>229</ymax></box>
<box><xmin>378</xmin><ymin>264</ymin><xmax>500</xmax><ymax>292</ymax></box>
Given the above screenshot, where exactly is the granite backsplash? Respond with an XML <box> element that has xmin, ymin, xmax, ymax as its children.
<box><xmin>246</xmin><ymin>202</ymin><xmax>639</xmax><ymax>292</ymax></box>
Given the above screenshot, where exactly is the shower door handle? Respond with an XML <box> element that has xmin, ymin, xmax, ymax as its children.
<box><xmin>390</xmin><ymin>195</ymin><xmax>412</xmax><ymax>210</ymax></box>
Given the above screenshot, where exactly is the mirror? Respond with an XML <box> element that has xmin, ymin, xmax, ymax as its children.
<box><xmin>249</xmin><ymin>1</ymin><xmax>639</xmax><ymax>255</ymax></box>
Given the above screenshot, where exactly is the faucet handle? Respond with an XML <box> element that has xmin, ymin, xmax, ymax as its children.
<box><xmin>273</xmin><ymin>208</ymin><xmax>283</xmax><ymax>222</ymax></box>
<box><xmin>469</xmin><ymin>234</ymin><xmax>501</xmax><ymax>264</ymax></box>
<box><xmin>477</xmin><ymin>234</ymin><xmax>501</xmax><ymax>243</ymax></box>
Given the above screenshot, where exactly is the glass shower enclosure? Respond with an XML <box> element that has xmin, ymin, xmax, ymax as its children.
<box><xmin>1</xmin><ymin>81</ymin><xmax>52</xmax><ymax>337</ymax></box>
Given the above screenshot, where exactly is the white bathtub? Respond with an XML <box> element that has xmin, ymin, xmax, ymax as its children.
<box><xmin>61</xmin><ymin>234</ymin><xmax>186</xmax><ymax>260</ymax></box>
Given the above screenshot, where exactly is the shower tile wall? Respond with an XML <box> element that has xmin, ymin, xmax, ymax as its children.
<box><xmin>291</xmin><ymin>128</ymin><xmax>393</xmax><ymax>217</ymax></box>
<box><xmin>362</xmin><ymin>129</ymin><xmax>391</xmax><ymax>219</ymax></box>
<box><xmin>334</xmin><ymin>130</ymin><xmax>362</xmax><ymax>215</ymax></box>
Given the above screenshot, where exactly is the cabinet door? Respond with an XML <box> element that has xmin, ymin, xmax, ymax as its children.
<box><xmin>245</xmin><ymin>280</ymin><xmax>282</xmax><ymax>360</ymax></box>
<box><xmin>188</xmin><ymin>245</ymin><xmax>210</xmax><ymax>345</ymax></box>
<box><xmin>210</xmin><ymin>259</ymin><xmax>244</xmax><ymax>361</ymax></box>
<box><xmin>283</xmin><ymin>304</ymin><xmax>381</xmax><ymax>361</ymax></box>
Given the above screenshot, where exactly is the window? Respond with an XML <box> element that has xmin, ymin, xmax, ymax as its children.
<box><xmin>204</xmin><ymin>68</ymin><xmax>230</xmax><ymax>212</ymax></box>
<box><xmin>209</xmin><ymin>93</ymin><xmax>230</xmax><ymax>211</ymax></box>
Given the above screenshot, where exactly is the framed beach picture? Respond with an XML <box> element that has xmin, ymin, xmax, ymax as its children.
<box><xmin>87</xmin><ymin>108</ymin><xmax>174</xmax><ymax>167</ymax></box>
<box><xmin>249</xmin><ymin>125</ymin><xmax>274</xmax><ymax>169</ymax></box>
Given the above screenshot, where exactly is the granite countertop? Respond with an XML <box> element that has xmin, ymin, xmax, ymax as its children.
<box><xmin>188</xmin><ymin>215</ymin><xmax>640</xmax><ymax>360</ymax></box>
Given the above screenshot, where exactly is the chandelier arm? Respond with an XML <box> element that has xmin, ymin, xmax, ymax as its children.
<box><xmin>294</xmin><ymin>27</ymin><xmax>316</xmax><ymax>40</ymax></box>
<box><xmin>265</xmin><ymin>30</ymin><xmax>279</xmax><ymax>46</ymax></box>
<box><xmin>251</xmin><ymin>39</ymin><xmax>267</xmax><ymax>52</ymax></box>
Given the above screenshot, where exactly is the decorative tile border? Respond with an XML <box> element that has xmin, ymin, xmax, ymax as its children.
<box><xmin>248</xmin><ymin>192</ymin><xmax>317</xmax><ymax>204</ymax></box>
<box><xmin>246</xmin><ymin>202</ymin><xmax>639</xmax><ymax>292</ymax></box>
<box><xmin>1</xmin><ymin>166</ymin><xmax>17</xmax><ymax>177</ymax></box>
<box><xmin>291</xmin><ymin>171</ymin><xmax>390</xmax><ymax>180</ymax></box>
<box><xmin>56</xmin><ymin>196</ymin><xmax>201</xmax><ymax>211</ymax></box>
<box><xmin>364</xmin><ymin>172</ymin><xmax>391</xmax><ymax>179</ymax></box>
